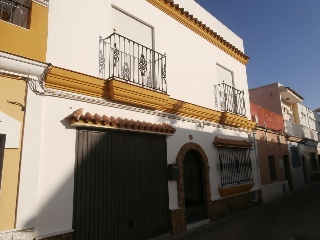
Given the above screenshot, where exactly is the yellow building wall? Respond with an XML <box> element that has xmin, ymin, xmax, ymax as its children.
<box><xmin>0</xmin><ymin>1</ymin><xmax>48</xmax><ymax>62</ymax></box>
<box><xmin>0</xmin><ymin>75</ymin><xmax>27</xmax><ymax>231</ymax></box>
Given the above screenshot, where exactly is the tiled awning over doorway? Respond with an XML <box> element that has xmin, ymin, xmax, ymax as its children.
<box><xmin>68</xmin><ymin>108</ymin><xmax>176</xmax><ymax>135</ymax></box>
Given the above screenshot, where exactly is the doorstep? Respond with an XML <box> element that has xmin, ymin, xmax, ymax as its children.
<box><xmin>187</xmin><ymin>219</ymin><xmax>210</xmax><ymax>230</ymax></box>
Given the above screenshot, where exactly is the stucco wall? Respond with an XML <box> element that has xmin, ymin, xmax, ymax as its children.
<box><xmin>250</xmin><ymin>102</ymin><xmax>284</xmax><ymax>131</ymax></box>
<box><xmin>255</xmin><ymin>130</ymin><xmax>288</xmax><ymax>185</ymax></box>
<box><xmin>0</xmin><ymin>76</ymin><xmax>26</xmax><ymax>231</ymax></box>
<box><xmin>249</xmin><ymin>83</ymin><xmax>282</xmax><ymax>115</ymax></box>
<box><xmin>16</xmin><ymin>92</ymin><xmax>258</xmax><ymax>237</ymax></box>
<box><xmin>46</xmin><ymin>0</ymin><xmax>251</xmax><ymax>119</ymax></box>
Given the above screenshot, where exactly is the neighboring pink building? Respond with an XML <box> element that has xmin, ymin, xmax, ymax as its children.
<box><xmin>251</xmin><ymin>102</ymin><xmax>284</xmax><ymax>131</ymax></box>
<box><xmin>250</xmin><ymin>102</ymin><xmax>292</xmax><ymax>202</ymax></box>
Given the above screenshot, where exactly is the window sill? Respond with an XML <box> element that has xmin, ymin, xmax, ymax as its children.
<box><xmin>218</xmin><ymin>182</ymin><xmax>254</xmax><ymax>198</ymax></box>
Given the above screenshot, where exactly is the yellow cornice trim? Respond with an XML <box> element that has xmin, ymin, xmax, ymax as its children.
<box><xmin>45</xmin><ymin>67</ymin><xmax>252</xmax><ymax>129</ymax></box>
<box><xmin>146</xmin><ymin>0</ymin><xmax>249</xmax><ymax>65</ymax></box>
<box><xmin>162</xmin><ymin>98</ymin><xmax>221</xmax><ymax>122</ymax></box>
<box><xmin>107</xmin><ymin>79</ymin><xmax>170</xmax><ymax>109</ymax></box>
<box><xmin>221</xmin><ymin>112</ymin><xmax>256</xmax><ymax>130</ymax></box>
<box><xmin>46</xmin><ymin>67</ymin><xmax>107</xmax><ymax>98</ymax></box>
<box><xmin>218</xmin><ymin>182</ymin><xmax>254</xmax><ymax>198</ymax></box>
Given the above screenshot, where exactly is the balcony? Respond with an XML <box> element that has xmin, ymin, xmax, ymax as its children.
<box><xmin>99</xmin><ymin>33</ymin><xmax>167</xmax><ymax>94</ymax></box>
<box><xmin>0</xmin><ymin>0</ymin><xmax>30</xmax><ymax>28</ymax></box>
<box><xmin>284</xmin><ymin>120</ymin><xmax>319</xmax><ymax>141</ymax></box>
<box><xmin>214</xmin><ymin>82</ymin><xmax>246</xmax><ymax>116</ymax></box>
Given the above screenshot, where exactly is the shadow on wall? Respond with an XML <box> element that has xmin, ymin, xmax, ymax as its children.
<box><xmin>21</xmin><ymin>111</ymin><xmax>253</xmax><ymax>239</ymax></box>
<box><xmin>255</xmin><ymin>135</ymin><xmax>293</xmax><ymax>190</ymax></box>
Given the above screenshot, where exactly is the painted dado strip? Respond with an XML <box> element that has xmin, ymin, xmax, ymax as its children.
<box><xmin>45</xmin><ymin>66</ymin><xmax>255</xmax><ymax>130</ymax></box>
<box><xmin>146</xmin><ymin>0</ymin><xmax>249</xmax><ymax>65</ymax></box>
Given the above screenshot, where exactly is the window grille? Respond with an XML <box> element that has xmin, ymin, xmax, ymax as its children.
<box><xmin>216</xmin><ymin>146</ymin><xmax>253</xmax><ymax>187</ymax></box>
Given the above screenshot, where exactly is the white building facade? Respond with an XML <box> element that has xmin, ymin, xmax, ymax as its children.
<box><xmin>10</xmin><ymin>0</ymin><xmax>260</xmax><ymax>239</ymax></box>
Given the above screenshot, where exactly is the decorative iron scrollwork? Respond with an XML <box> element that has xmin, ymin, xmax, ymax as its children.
<box><xmin>162</xmin><ymin>64</ymin><xmax>167</xmax><ymax>84</ymax></box>
<box><xmin>99</xmin><ymin>50</ymin><xmax>105</xmax><ymax>76</ymax></box>
<box><xmin>146</xmin><ymin>71</ymin><xmax>152</xmax><ymax>87</ymax></box>
<box><xmin>113</xmin><ymin>43</ymin><xmax>119</xmax><ymax>67</ymax></box>
<box><xmin>138</xmin><ymin>54</ymin><xmax>147</xmax><ymax>76</ymax></box>
<box><xmin>219</xmin><ymin>156</ymin><xmax>224</xmax><ymax>174</ymax></box>
<box><xmin>121</xmin><ymin>62</ymin><xmax>131</xmax><ymax>81</ymax></box>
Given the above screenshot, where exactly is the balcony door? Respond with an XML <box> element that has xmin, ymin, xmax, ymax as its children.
<box><xmin>111</xmin><ymin>7</ymin><xmax>160</xmax><ymax>88</ymax></box>
<box><xmin>112</xmin><ymin>6</ymin><xmax>153</xmax><ymax>49</ymax></box>
<box><xmin>217</xmin><ymin>64</ymin><xmax>234</xmax><ymax>88</ymax></box>
<box><xmin>216</xmin><ymin>64</ymin><xmax>238</xmax><ymax>113</ymax></box>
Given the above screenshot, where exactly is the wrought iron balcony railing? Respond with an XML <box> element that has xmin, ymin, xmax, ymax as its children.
<box><xmin>214</xmin><ymin>82</ymin><xmax>246</xmax><ymax>116</ymax></box>
<box><xmin>0</xmin><ymin>0</ymin><xmax>30</xmax><ymax>28</ymax></box>
<box><xmin>99</xmin><ymin>33</ymin><xmax>167</xmax><ymax>93</ymax></box>
<box><xmin>284</xmin><ymin>120</ymin><xmax>319</xmax><ymax>141</ymax></box>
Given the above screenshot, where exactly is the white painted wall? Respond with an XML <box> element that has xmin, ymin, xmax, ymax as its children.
<box><xmin>174</xmin><ymin>0</ymin><xmax>244</xmax><ymax>51</ymax></box>
<box><xmin>21</xmin><ymin>93</ymin><xmax>258</xmax><ymax>237</ymax></box>
<box><xmin>32</xmin><ymin>0</ymin><xmax>257</xmax><ymax>237</ymax></box>
<box><xmin>261</xmin><ymin>180</ymin><xmax>288</xmax><ymax>202</ymax></box>
<box><xmin>16</xmin><ymin>89</ymin><xmax>45</xmax><ymax>229</ymax></box>
<box><xmin>46</xmin><ymin>0</ymin><xmax>251</xmax><ymax>119</ymax></box>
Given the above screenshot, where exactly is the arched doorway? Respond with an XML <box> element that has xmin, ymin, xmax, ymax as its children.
<box><xmin>184</xmin><ymin>150</ymin><xmax>205</xmax><ymax>224</ymax></box>
<box><xmin>174</xmin><ymin>142</ymin><xmax>211</xmax><ymax>230</ymax></box>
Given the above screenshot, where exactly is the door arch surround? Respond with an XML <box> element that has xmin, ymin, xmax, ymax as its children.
<box><xmin>176</xmin><ymin>142</ymin><xmax>212</xmax><ymax>226</ymax></box>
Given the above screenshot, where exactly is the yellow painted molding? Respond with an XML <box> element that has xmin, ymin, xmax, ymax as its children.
<box><xmin>46</xmin><ymin>67</ymin><xmax>107</xmax><ymax>98</ymax></box>
<box><xmin>45</xmin><ymin>67</ymin><xmax>253</xmax><ymax>130</ymax></box>
<box><xmin>108</xmin><ymin>79</ymin><xmax>170</xmax><ymax>109</ymax></box>
<box><xmin>162</xmin><ymin>98</ymin><xmax>221</xmax><ymax>122</ymax></box>
<box><xmin>146</xmin><ymin>0</ymin><xmax>249</xmax><ymax>65</ymax></box>
<box><xmin>218</xmin><ymin>182</ymin><xmax>254</xmax><ymax>198</ymax></box>
<box><xmin>221</xmin><ymin>112</ymin><xmax>256</xmax><ymax>130</ymax></box>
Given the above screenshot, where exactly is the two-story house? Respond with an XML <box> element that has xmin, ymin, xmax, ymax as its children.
<box><xmin>1</xmin><ymin>0</ymin><xmax>259</xmax><ymax>239</ymax></box>
<box><xmin>250</xmin><ymin>82</ymin><xmax>320</xmax><ymax>192</ymax></box>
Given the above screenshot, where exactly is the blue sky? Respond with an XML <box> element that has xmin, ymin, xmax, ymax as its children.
<box><xmin>196</xmin><ymin>0</ymin><xmax>320</xmax><ymax>110</ymax></box>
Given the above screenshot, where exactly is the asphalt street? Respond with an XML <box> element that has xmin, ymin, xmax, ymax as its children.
<box><xmin>169</xmin><ymin>182</ymin><xmax>320</xmax><ymax>240</ymax></box>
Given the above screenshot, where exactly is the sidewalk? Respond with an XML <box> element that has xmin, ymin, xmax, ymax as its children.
<box><xmin>167</xmin><ymin>182</ymin><xmax>320</xmax><ymax>240</ymax></box>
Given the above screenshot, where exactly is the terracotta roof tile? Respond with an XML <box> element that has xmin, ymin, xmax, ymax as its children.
<box><xmin>69</xmin><ymin>108</ymin><xmax>176</xmax><ymax>135</ymax></box>
<box><xmin>213</xmin><ymin>136</ymin><xmax>252</xmax><ymax>148</ymax></box>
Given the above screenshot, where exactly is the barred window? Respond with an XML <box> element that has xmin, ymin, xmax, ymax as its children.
<box><xmin>216</xmin><ymin>146</ymin><xmax>253</xmax><ymax>186</ymax></box>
